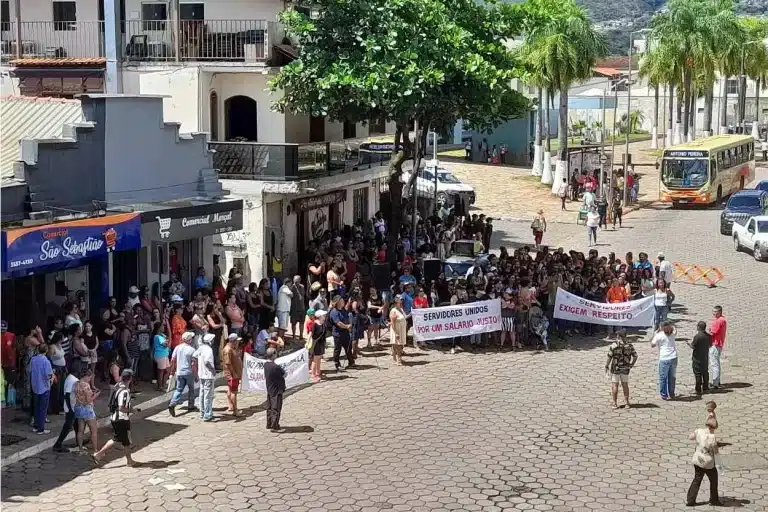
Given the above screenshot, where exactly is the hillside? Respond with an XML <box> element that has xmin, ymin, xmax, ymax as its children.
<box><xmin>580</xmin><ymin>0</ymin><xmax>768</xmax><ymax>54</ymax></box>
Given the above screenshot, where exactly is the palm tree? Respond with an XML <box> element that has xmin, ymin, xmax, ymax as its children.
<box><xmin>639</xmin><ymin>44</ymin><xmax>676</xmax><ymax>146</ymax></box>
<box><xmin>522</xmin><ymin>0</ymin><xmax>606</xmax><ymax>191</ymax></box>
<box><xmin>742</xmin><ymin>17</ymin><xmax>768</xmax><ymax>138</ymax></box>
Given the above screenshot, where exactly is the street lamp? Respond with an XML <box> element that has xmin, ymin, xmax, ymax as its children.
<box><xmin>624</xmin><ymin>28</ymin><xmax>651</xmax><ymax>206</ymax></box>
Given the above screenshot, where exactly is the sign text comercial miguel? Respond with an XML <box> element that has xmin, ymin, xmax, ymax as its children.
<box><xmin>141</xmin><ymin>202</ymin><xmax>243</xmax><ymax>243</ymax></box>
<box><xmin>1</xmin><ymin>213</ymin><xmax>142</xmax><ymax>273</ymax></box>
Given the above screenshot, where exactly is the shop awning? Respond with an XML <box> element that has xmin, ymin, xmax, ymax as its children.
<box><xmin>137</xmin><ymin>199</ymin><xmax>244</xmax><ymax>244</ymax></box>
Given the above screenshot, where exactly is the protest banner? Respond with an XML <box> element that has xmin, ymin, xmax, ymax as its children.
<box><xmin>412</xmin><ymin>299</ymin><xmax>502</xmax><ymax>342</ymax></box>
<box><xmin>243</xmin><ymin>349</ymin><xmax>309</xmax><ymax>392</ymax></box>
<box><xmin>553</xmin><ymin>288</ymin><xmax>654</xmax><ymax>327</ymax></box>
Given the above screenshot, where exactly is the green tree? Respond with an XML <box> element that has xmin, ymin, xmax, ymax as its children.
<box><xmin>520</xmin><ymin>0</ymin><xmax>606</xmax><ymax>185</ymax></box>
<box><xmin>741</xmin><ymin>17</ymin><xmax>768</xmax><ymax>130</ymax></box>
<box><xmin>270</xmin><ymin>0</ymin><xmax>529</xmax><ymax>245</ymax></box>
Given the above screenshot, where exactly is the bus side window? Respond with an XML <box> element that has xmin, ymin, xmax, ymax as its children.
<box><xmin>749</xmin><ymin>142</ymin><xmax>754</xmax><ymax>160</ymax></box>
<box><xmin>710</xmin><ymin>158</ymin><xmax>717</xmax><ymax>180</ymax></box>
<box><xmin>717</xmin><ymin>151</ymin><xmax>724</xmax><ymax>168</ymax></box>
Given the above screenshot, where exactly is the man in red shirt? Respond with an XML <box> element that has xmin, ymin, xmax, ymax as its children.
<box><xmin>1</xmin><ymin>321</ymin><xmax>17</xmax><ymax>393</ymax></box>
<box><xmin>708</xmin><ymin>305</ymin><xmax>727</xmax><ymax>389</ymax></box>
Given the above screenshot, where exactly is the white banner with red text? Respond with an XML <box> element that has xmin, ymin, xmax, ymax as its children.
<box><xmin>243</xmin><ymin>349</ymin><xmax>309</xmax><ymax>393</ymax></box>
<box><xmin>553</xmin><ymin>288</ymin><xmax>654</xmax><ymax>327</ymax></box>
<box><xmin>412</xmin><ymin>299</ymin><xmax>502</xmax><ymax>341</ymax></box>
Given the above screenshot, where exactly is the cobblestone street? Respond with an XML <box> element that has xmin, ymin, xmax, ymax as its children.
<box><xmin>2</xmin><ymin>170</ymin><xmax>767</xmax><ymax>512</ymax></box>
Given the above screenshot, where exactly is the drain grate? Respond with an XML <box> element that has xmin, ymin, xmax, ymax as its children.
<box><xmin>1</xmin><ymin>433</ymin><xmax>26</xmax><ymax>447</ymax></box>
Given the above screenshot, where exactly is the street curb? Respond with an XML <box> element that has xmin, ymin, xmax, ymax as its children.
<box><xmin>1</xmin><ymin>388</ymin><xmax>177</xmax><ymax>467</ymax></box>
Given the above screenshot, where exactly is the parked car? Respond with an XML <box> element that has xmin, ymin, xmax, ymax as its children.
<box><xmin>401</xmin><ymin>162</ymin><xmax>476</xmax><ymax>207</ymax></box>
<box><xmin>732</xmin><ymin>215</ymin><xmax>768</xmax><ymax>261</ymax></box>
<box><xmin>719</xmin><ymin>190</ymin><xmax>768</xmax><ymax>235</ymax></box>
<box><xmin>754</xmin><ymin>180</ymin><xmax>768</xmax><ymax>192</ymax></box>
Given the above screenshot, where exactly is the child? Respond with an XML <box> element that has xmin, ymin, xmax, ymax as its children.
<box><xmin>706</xmin><ymin>401</ymin><xmax>717</xmax><ymax>421</ymax></box>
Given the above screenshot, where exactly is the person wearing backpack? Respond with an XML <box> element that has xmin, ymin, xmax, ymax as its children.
<box><xmin>93</xmin><ymin>369</ymin><xmax>138</xmax><ymax>467</ymax></box>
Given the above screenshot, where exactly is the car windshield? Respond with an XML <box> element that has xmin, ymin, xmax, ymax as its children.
<box><xmin>444</xmin><ymin>261</ymin><xmax>472</xmax><ymax>279</ymax></box>
<box><xmin>727</xmin><ymin>196</ymin><xmax>761</xmax><ymax>208</ymax></box>
<box><xmin>661</xmin><ymin>159</ymin><xmax>709</xmax><ymax>188</ymax></box>
<box><xmin>438</xmin><ymin>172</ymin><xmax>462</xmax><ymax>184</ymax></box>
<box><xmin>756</xmin><ymin>221</ymin><xmax>768</xmax><ymax>232</ymax></box>
<box><xmin>756</xmin><ymin>182</ymin><xmax>768</xmax><ymax>192</ymax></box>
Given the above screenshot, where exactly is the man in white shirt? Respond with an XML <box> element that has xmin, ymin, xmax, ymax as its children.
<box><xmin>651</xmin><ymin>321</ymin><xmax>678</xmax><ymax>400</ymax></box>
<box><xmin>657</xmin><ymin>252</ymin><xmax>674</xmax><ymax>284</ymax></box>
<box><xmin>52</xmin><ymin>371</ymin><xmax>80</xmax><ymax>452</ymax></box>
<box><xmin>276</xmin><ymin>278</ymin><xmax>293</xmax><ymax>339</ymax></box>
<box><xmin>194</xmin><ymin>333</ymin><xmax>217</xmax><ymax>422</ymax></box>
<box><xmin>586</xmin><ymin>207</ymin><xmax>600</xmax><ymax>246</ymax></box>
<box><xmin>168</xmin><ymin>332</ymin><xmax>198</xmax><ymax>417</ymax></box>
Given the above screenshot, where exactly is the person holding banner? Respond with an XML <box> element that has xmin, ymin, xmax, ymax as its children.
<box><xmin>263</xmin><ymin>348</ymin><xmax>286</xmax><ymax>432</ymax></box>
<box><xmin>389</xmin><ymin>296</ymin><xmax>408</xmax><ymax>365</ymax></box>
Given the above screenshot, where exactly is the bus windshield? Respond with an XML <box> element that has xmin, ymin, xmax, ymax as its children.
<box><xmin>662</xmin><ymin>159</ymin><xmax>709</xmax><ymax>188</ymax></box>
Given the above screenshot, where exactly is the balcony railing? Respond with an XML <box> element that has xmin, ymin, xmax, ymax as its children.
<box><xmin>0</xmin><ymin>19</ymin><xmax>279</xmax><ymax>63</ymax></box>
<box><xmin>123</xmin><ymin>19</ymin><xmax>276</xmax><ymax>63</ymax></box>
<box><xmin>209</xmin><ymin>141</ymin><xmax>393</xmax><ymax>181</ymax></box>
<box><xmin>1</xmin><ymin>21</ymin><xmax>105</xmax><ymax>61</ymax></box>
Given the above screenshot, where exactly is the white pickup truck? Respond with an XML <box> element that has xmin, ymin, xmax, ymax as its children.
<box><xmin>732</xmin><ymin>215</ymin><xmax>768</xmax><ymax>261</ymax></box>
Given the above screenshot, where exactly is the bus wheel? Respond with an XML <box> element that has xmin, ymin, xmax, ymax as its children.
<box><xmin>739</xmin><ymin>176</ymin><xmax>745</xmax><ymax>190</ymax></box>
<box><xmin>716</xmin><ymin>185</ymin><xmax>723</xmax><ymax>204</ymax></box>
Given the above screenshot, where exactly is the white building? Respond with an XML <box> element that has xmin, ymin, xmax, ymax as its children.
<box><xmin>2</xmin><ymin>0</ymin><xmax>400</xmax><ymax>282</ymax></box>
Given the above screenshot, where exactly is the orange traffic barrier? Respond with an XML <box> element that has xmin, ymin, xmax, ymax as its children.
<box><xmin>672</xmin><ymin>262</ymin><xmax>724</xmax><ymax>288</ymax></box>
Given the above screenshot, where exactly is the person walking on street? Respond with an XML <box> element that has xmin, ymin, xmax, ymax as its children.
<box><xmin>329</xmin><ymin>296</ymin><xmax>355</xmax><ymax>371</ymax></box>
<box><xmin>586</xmin><ymin>206</ymin><xmax>600</xmax><ymax>246</ymax></box>
<box><xmin>222</xmin><ymin>333</ymin><xmax>243</xmax><ymax>417</ymax></box>
<box><xmin>557</xmin><ymin>178</ymin><xmax>568</xmax><ymax>211</ymax></box>
<box><xmin>264</xmin><ymin>347</ymin><xmax>286</xmax><ymax>433</ymax></box>
<box><xmin>194</xmin><ymin>333</ymin><xmax>216</xmax><ymax>421</ymax></box>
<box><xmin>689</xmin><ymin>321</ymin><xmax>711</xmax><ymax>396</ymax></box>
<box><xmin>612</xmin><ymin>193</ymin><xmax>623</xmax><ymax>229</ymax></box>
<box><xmin>93</xmin><ymin>369</ymin><xmax>139</xmax><ymax>467</ymax></box>
<box><xmin>52</xmin><ymin>369</ymin><xmax>80</xmax><ymax>452</ymax></box>
<box><xmin>652</xmin><ymin>321</ymin><xmax>678</xmax><ymax>400</ymax></box>
<box><xmin>708</xmin><ymin>306</ymin><xmax>726</xmax><ymax>389</ymax></box>
<box><xmin>686</xmin><ymin>417</ymin><xmax>721</xmax><ymax>506</ymax></box>
<box><xmin>605</xmin><ymin>329</ymin><xmax>638</xmax><ymax>409</ymax></box>
<box><xmin>168</xmin><ymin>332</ymin><xmax>198</xmax><ymax>417</ymax></box>
<box><xmin>531</xmin><ymin>210</ymin><xmax>547</xmax><ymax>250</ymax></box>
<box><xmin>30</xmin><ymin>344</ymin><xmax>53</xmax><ymax>435</ymax></box>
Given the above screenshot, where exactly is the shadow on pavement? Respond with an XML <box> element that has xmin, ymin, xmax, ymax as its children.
<box><xmin>627</xmin><ymin>403</ymin><xmax>660</xmax><ymax>409</ymax></box>
<box><xmin>722</xmin><ymin>382</ymin><xmax>752</xmax><ymax>389</ymax></box>
<box><xmin>0</xmin><ymin>414</ymin><xmax>187</xmax><ymax>503</ymax></box>
<box><xmin>719</xmin><ymin>497</ymin><xmax>751</xmax><ymax>507</ymax></box>
<box><xmin>277</xmin><ymin>426</ymin><xmax>314</xmax><ymax>434</ymax></box>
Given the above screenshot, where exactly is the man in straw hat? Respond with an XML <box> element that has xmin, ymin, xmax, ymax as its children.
<box><xmin>194</xmin><ymin>333</ymin><xmax>217</xmax><ymax>421</ymax></box>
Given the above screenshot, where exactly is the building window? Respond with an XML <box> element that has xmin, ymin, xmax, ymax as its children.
<box><xmin>53</xmin><ymin>1</ymin><xmax>77</xmax><ymax>31</ymax></box>
<box><xmin>369</xmin><ymin>116</ymin><xmax>386</xmax><ymax>134</ymax></box>
<box><xmin>142</xmin><ymin>2</ymin><xmax>168</xmax><ymax>31</ymax></box>
<box><xmin>726</xmin><ymin>79</ymin><xmax>740</xmax><ymax>96</ymax></box>
<box><xmin>179</xmin><ymin>2</ymin><xmax>204</xmax><ymax>20</ymax></box>
<box><xmin>352</xmin><ymin>187</ymin><xmax>369</xmax><ymax>225</ymax></box>
<box><xmin>343</xmin><ymin>120</ymin><xmax>357</xmax><ymax>139</ymax></box>
<box><xmin>1</xmin><ymin>1</ymin><xmax>10</xmax><ymax>32</ymax></box>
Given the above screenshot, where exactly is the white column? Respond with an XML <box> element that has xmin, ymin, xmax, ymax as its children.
<box><xmin>551</xmin><ymin>159</ymin><xmax>566</xmax><ymax>194</ymax></box>
<box><xmin>532</xmin><ymin>145</ymin><xmax>542</xmax><ymax>176</ymax></box>
<box><xmin>651</xmin><ymin>126</ymin><xmax>658</xmax><ymax>149</ymax></box>
<box><xmin>541</xmin><ymin>152</ymin><xmax>553</xmax><ymax>184</ymax></box>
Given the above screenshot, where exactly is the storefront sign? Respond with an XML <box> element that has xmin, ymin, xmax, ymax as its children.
<box><xmin>142</xmin><ymin>208</ymin><xmax>243</xmax><ymax>243</ymax></box>
<box><xmin>1</xmin><ymin>213</ymin><xmax>141</xmax><ymax>273</ymax></box>
<box><xmin>292</xmin><ymin>190</ymin><xmax>347</xmax><ymax>213</ymax></box>
<box><xmin>412</xmin><ymin>300</ymin><xmax>502</xmax><ymax>342</ymax></box>
<box><xmin>553</xmin><ymin>288</ymin><xmax>654</xmax><ymax>327</ymax></box>
<box><xmin>309</xmin><ymin>208</ymin><xmax>328</xmax><ymax>239</ymax></box>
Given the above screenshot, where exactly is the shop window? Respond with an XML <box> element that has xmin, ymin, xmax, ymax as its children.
<box><xmin>179</xmin><ymin>2</ymin><xmax>204</xmax><ymax>20</ymax></box>
<box><xmin>343</xmin><ymin>120</ymin><xmax>357</xmax><ymax>139</ymax></box>
<box><xmin>1</xmin><ymin>1</ymin><xmax>10</xmax><ymax>32</ymax></box>
<box><xmin>352</xmin><ymin>187</ymin><xmax>369</xmax><ymax>225</ymax></box>
<box><xmin>369</xmin><ymin>116</ymin><xmax>386</xmax><ymax>134</ymax></box>
<box><xmin>53</xmin><ymin>1</ymin><xmax>77</xmax><ymax>31</ymax></box>
<box><xmin>142</xmin><ymin>2</ymin><xmax>168</xmax><ymax>30</ymax></box>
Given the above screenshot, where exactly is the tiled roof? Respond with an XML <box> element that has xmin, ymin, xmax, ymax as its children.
<box><xmin>9</xmin><ymin>57</ymin><xmax>106</xmax><ymax>68</ymax></box>
<box><xmin>593</xmin><ymin>67</ymin><xmax>622</xmax><ymax>77</ymax></box>
<box><xmin>595</xmin><ymin>57</ymin><xmax>631</xmax><ymax>69</ymax></box>
<box><xmin>0</xmin><ymin>96</ymin><xmax>85</xmax><ymax>180</ymax></box>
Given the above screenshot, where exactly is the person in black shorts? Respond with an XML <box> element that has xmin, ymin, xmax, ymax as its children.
<box><xmin>93</xmin><ymin>369</ymin><xmax>139</xmax><ymax>467</ymax></box>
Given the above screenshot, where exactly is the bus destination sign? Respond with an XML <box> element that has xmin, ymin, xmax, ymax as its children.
<box><xmin>664</xmin><ymin>150</ymin><xmax>707</xmax><ymax>158</ymax></box>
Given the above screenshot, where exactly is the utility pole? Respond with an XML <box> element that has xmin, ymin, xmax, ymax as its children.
<box><xmin>13</xmin><ymin>0</ymin><xmax>22</xmax><ymax>58</ymax></box>
<box><xmin>600</xmin><ymin>88</ymin><xmax>607</xmax><ymax>198</ymax></box>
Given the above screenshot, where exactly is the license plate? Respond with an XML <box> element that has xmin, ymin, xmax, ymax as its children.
<box><xmin>678</xmin><ymin>199</ymin><xmax>689</xmax><ymax>203</ymax></box>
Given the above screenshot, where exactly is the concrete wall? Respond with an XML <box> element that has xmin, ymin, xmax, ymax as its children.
<box><xmin>137</xmin><ymin>67</ymin><xmax>201</xmax><ymax>133</ymax></box>
<box><xmin>0</xmin><ymin>182</ymin><xmax>28</xmax><ymax>222</ymax></box>
<box><xmin>122</xmin><ymin>0</ymin><xmax>284</xmax><ymax>22</ymax></box>
<box><xmin>212</xmin><ymin>72</ymin><xmax>285</xmax><ymax>143</ymax></box>
<box><xmin>83</xmin><ymin>95</ymin><xmax>216</xmax><ymax>204</ymax></box>
<box><xmin>471</xmin><ymin>114</ymin><xmax>533</xmax><ymax>165</ymax></box>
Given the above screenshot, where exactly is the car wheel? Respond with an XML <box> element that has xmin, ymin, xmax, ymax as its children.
<box><xmin>733</xmin><ymin>236</ymin><xmax>741</xmax><ymax>251</ymax></box>
<box><xmin>436</xmin><ymin>192</ymin><xmax>448</xmax><ymax>206</ymax></box>
<box><xmin>756</xmin><ymin>245</ymin><xmax>764</xmax><ymax>262</ymax></box>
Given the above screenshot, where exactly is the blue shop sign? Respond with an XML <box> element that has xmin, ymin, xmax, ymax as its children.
<box><xmin>2</xmin><ymin>213</ymin><xmax>141</xmax><ymax>273</ymax></box>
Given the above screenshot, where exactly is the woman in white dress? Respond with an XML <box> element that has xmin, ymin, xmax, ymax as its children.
<box><xmin>389</xmin><ymin>295</ymin><xmax>408</xmax><ymax>366</ymax></box>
